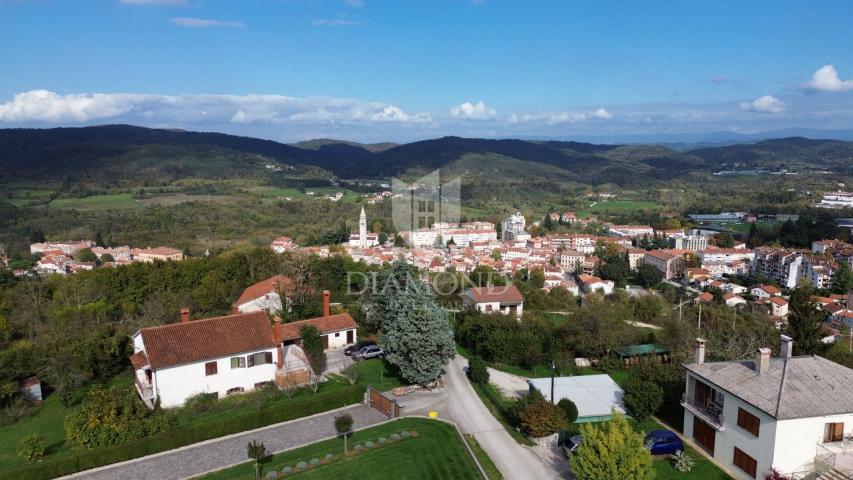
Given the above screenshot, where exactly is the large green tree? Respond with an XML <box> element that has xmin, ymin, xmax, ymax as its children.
<box><xmin>570</xmin><ymin>411</ymin><xmax>654</xmax><ymax>480</ymax></box>
<box><xmin>299</xmin><ymin>325</ymin><xmax>327</xmax><ymax>375</ymax></box>
<box><xmin>831</xmin><ymin>262</ymin><xmax>853</xmax><ymax>295</ymax></box>
<box><xmin>377</xmin><ymin>264</ymin><xmax>455</xmax><ymax>385</ymax></box>
<box><xmin>785</xmin><ymin>284</ymin><xmax>825</xmax><ymax>355</ymax></box>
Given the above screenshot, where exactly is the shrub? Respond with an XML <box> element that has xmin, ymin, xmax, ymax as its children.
<box><xmin>365</xmin><ymin>441</ymin><xmax>374</xmax><ymax>448</ymax></box>
<box><xmin>400</xmin><ymin>431</ymin><xmax>411</xmax><ymax>438</ymax></box>
<box><xmin>622</xmin><ymin>378</ymin><xmax>663</xmax><ymax>420</ymax></box>
<box><xmin>570</xmin><ymin>412</ymin><xmax>654</xmax><ymax>480</ymax></box>
<box><xmin>310</xmin><ymin>458</ymin><xmax>320</xmax><ymax>465</ymax></box>
<box><xmin>378</xmin><ymin>437</ymin><xmax>386</xmax><ymax>445</ymax></box>
<box><xmin>390</xmin><ymin>433</ymin><xmax>401</xmax><ymax>441</ymax></box>
<box><xmin>324</xmin><ymin>453</ymin><xmax>333</xmax><ymax>461</ymax></box>
<box><xmin>64</xmin><ymin>385</ymin><xmax>174</xmax><ymax>449</ymax></box>
<box><xmin>281</xmin><ymin>466</ymin><xmax>293</xmax><ymax>474</ymax></box>
<box><xmin>467</xmin><ymin>356</ymin><xmax>490</xmax><ymax>384</ymax></box>
<box><xmin>185</xmin><ymin>392</ymin><xmax>219</xmax><ymax>413</ymax></box>
<box><xmin>517</xmin><ymin>399</ymin><xmax>569</xmax><ymax>437</ymax></box>
<box><xmin>17</xmin><ymin>433</ymin><xmax>46</xmax><ymax>463</ymax></box>
<box><xmin>333</xmin><ymin>413</ymin><xmax>353</xmax><ymax>434</ymax></box>
<box><xmin>671</xmin><ymin>451</ymin><xmax>695</xmax><ymax>473</ymax></box>
<box><xmin>296</xmin><ymin>461</ymin><xmax>307</xmax><ymax>470</ymax></box>
<box><xmin>265</xmin><ymin>472</ymin><xmax>277</xmax><ymax>480</ymax></box>
<box><xmin>557</xmin><ymin>398</ymin><xmax>578</xmax><ymax>424</ymax></box>
<box><xmin>354</xmin><ymin>444</ymin><xmax>363</xmax><ymax>452</ymax></box>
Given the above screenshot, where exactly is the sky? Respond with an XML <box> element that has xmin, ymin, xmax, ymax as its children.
<box><xmin>1</xmin><ymin>0</ymin><xmax>853</xmax><ymax>142</ymax></box>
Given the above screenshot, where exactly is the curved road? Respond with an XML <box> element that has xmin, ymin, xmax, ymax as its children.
<box><xmin>398</xmin><ymin>356</ymin><xmax>561</xmax><ymax>479</ymax></box>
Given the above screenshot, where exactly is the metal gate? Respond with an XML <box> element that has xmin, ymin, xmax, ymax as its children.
<box><xmin>367</xmin><ymin>386</ymin><xmax>401</xmax><ymax>418</ymax></box>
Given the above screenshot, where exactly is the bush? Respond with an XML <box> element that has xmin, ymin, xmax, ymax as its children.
<box><xmin>365</xmin><ymin>441</ymin><xmax>374</xmax><ymax>448</ymax></box>
<box><xmin>378</xmin><ymin>437</ymin><xmax>386</xmax><ymax>445</ymax></box>
<box><xmin>296</xmin><ymin>461</ymin><xmax>307</xmax><ymax>469</ymax></box>
<box><xmin>184</xmin><ymin>392</ymin><xmax>219</xmax><ymax>413</ymax></box>
<box><xmin>557</xmin><ymin>398</ymin><xmax>578</xmax><ymax>424</ymax></box>
<box><xmin>281</xmin><ymin>466</ymin><xmax>293</xmax><ymax>474</ymax></box>
<box><xmin>333</xmin><ymin>412</ymin><xmax>353</xmax><ymax>434</ymax></box>
<box><xmin>517</xmin><ymin>399</ymin><xmax>569</xmax><ymax>437</ymax></box>
<box><xmin>324</xmin><ymin>453</ymin><xmax>333</xmax><ymax>461</ymax></box>
<box><xmin>671</xmin><ymin>451</ymin><xmax>695</xmax><ymax>472</ymax></box>
<box><xmin>570</xmin><ymin>412</ymin><xmax>654</xmax><ymax>480</ymax></box>
<box><xmin>354</xmin><ymin>444</ymin><xmax>363</xmax><ymax>452</ymax></box>
<box><xmin>467</xmin><ymin>356</ymin><xmax>490</xmax><ymax>384</ymax></box>
<box><xmin>265</xmin><ymin>472</ymin><xmax>278</xmax><ymax>480</ymax></box>
<box><xmin>17</xmin><ymin>433</ymin><xmax>46</xmax><ymax>463</ymax></box>
<box><xmin>390</xmin><ymin>433</ymin><xmax>401</xmax><ymax>441</ymax></box>
<box><xmin>622</xmin><ymin>378</ymin><xmax>663</xmax><ymax>420</ymax></box>
<box><xmin>400</xmin><ymin>431</ymin><xmax>411</xmax><ymax>438</ymax></box>
<box><xmin>310</xmin><ymin>458</ymin><xmax>320</xmax><ymax>465</ymax></box>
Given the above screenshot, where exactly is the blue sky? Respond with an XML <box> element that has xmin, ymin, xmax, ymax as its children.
<box><xmin>1</xmin><ymin>0</ymin><xmax>853</xmax><ymax>142</ymax></box>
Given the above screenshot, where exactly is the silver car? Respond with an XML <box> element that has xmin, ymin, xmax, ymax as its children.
<box><xmin>352</xmin><ymin>345</ymin><xmax>384</xmax><ymax>360</ymax></box>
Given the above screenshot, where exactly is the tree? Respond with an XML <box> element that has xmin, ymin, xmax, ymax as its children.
<box><xmin>363</xmin><ymin>261</ymin><xmax>418</xmax><ymax>332</ymax></box>
<box><xmin>517</xmin><ymin>398</ymin><xmax>569</xmax><ymax>437</ymax></box>
<box><xmin>377</xmin><ymin>263</ymin><xmax>455</xmax><ymax>385</ymax></box>
<box><xmin>831</xmin><ymin>262</ymin><xmax>853</xmax><ymax>295</ymax></box>
<box><xmin>38</xmin><ymin>349</ymin><xmax>90</xmax><ymax>405</ymax></box>
<box><xmin>334</xmin><ymin>412</ymin><xmax>354</xmax><ymax>454</ymax></box>
<box><xmin>467</xmin><ymin>356</ymin><xmax>489</xmax><ymax>384</ymax></box>
<box><xmin>570</xmin><ymin>411</ymin><xmax>654</xmax><ymax>480</ymax></box>
<box><xmin>299</xmin><ymin>325</ymin><xmax>327</xmax><ymax>376</ymax></box>
<box><xmin>76</xmin><ymin>248</ymin><xmax>98</xmax><ymax>263</ymax></box>
<box><xmin>636</xmin><ymin>264</ymin><xmax>663</xmax><ymax>288</ymax></box>
<box><xmin>622</xmin><ymin>377</ymin><xmax>663</xmax><ymax>420</ymax></box>
<box><xmin>785</xmin><ymin>284</ymin><xmax>825</xmax><ymax>355</ymax></box>
<box><xmin>247</xmin><ymin>439</ymin><xmax>267</xmax><ymax>480</ymax></box>
<box><xmin>716</xmin><ymin>233</ymin><xmax>735</xmax><ymax>248</ymax></box>
<box><xmin>557</xmin><ymin>398</ymin><xmax>578</xmax><ymax>424</ymax></box>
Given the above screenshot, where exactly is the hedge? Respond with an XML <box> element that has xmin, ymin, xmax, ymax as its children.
<box><xmin>1</xmin><ymin>385</ymin><xmax>364</xmax><ymax>480</ymax></box>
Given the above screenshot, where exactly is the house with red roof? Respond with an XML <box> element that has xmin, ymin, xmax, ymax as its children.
<box><xmin>460</xmin><ymin>285</ymin><xmax>524</xmax><ymax>318</ymax></box>
<box><xmin>233</xmin><ymin>275</ymin><xmax>295</xmax><ymax>315</ymax></box>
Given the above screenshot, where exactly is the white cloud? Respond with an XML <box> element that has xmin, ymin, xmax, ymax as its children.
<box><xmin>740</xmin><ymin>95</ymin><xmax>785</xmax><ymax>114</ymax></box>
<box><xmin>449</xmin><ymin>101</ymin><xmax>496</xmax><ymax>120</ymax></box>
<box><xmin>312</xmin><ymin>19</ymin><xmax>358</xmax><ymax>27</ymax></box>
<box><xmin>170</xmin><ymin>17</ymin><xmax>246</xmax><ymax>28</ymax></box>
<box><xmin>805</xmin><ymin>65</ymin><xmax>853</xmax><ymax>92</ymax></box>
<box><xmin>507</xmin><ymin>108</ymin><xmax>613</xmax><ymax>124</ymax></box>
<box><xmin>0</xmin><ymin>90</ymin><xmax>430</xmax><ymax>126</ymax></box>
<box><xmin>345</xmin><ymin>0</ymin><xmax>364</xmax><ymax>7</ymax></box>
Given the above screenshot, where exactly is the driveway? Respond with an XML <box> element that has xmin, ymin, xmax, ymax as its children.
<box><xmin>395</xmin><ymin>355</ymin><xmax>564</xmax><ymax>480</ymax></box>
<box><xmin>63</xmin><ymin>404</ymin><xmax>386</xmax><ymax>480</ymax></box>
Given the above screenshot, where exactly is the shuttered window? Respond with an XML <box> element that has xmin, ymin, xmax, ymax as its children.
<box><xmin>825</xmin><ymin>422</ymin><xmax>844</xmax><ymax>443</ymax></box>
<box><xmin>247</xmin><ymin>351</ymin><xmax>273</xmax><ymax>367</ymax></box>
<box><xmin>733</xmin><ymin>447</ymin><xmax>757</xmax><ymax>478</ymax></box>
<box><xmin>737</xmin><ymin>408</ymin><xmax>760</xmax><ymax>437</ymax></box>
<box><xmin>204</xmin><ymin>361</ymin><xmax>218</xmax><ymax>376</ymax></box>
<box><xmin>230</xmin><ymin>357</ymin><xmax>246</xmax><ymax>369</ymax></box>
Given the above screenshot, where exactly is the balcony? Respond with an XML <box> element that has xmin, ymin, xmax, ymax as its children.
<box><xmin>681</xmin><ymin>392</ymin><xmax>725</xmax><ymax>430</ymax></box>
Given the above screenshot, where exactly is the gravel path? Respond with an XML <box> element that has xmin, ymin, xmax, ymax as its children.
<box><xmin>487</xmin><ymin>367</ymin><xmax>530</xmax><ymax>399</ymax></box>
<box><xmin>64</xmin><ymin>404</ymin><xmax>387</xmax><ymax>480</ymax></box>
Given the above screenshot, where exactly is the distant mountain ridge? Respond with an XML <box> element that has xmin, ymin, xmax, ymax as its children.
<box><xmin>1</xmin><ymin>125</ymin><xmax>852</xmax><ymax>188</ymax></box>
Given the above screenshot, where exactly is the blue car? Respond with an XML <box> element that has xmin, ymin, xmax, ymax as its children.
<box><xmin>644</xmin><ymin>430</ymin><xmax>684</xmax><ymax>455</ymax></box>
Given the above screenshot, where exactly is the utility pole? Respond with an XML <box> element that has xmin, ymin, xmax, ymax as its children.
<box><xmin>550</xmin><ymin>359</ymin><xmax>556</xmax><ymax>405</ymax></box>
<box><xmin>698</xmin><ymin>303</ymin><xmax>702</xmax><ymax>331</ymax></box>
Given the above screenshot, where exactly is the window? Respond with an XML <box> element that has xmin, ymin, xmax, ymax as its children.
<box><xmin>418</xmin><ymin>200</ymin><xmax>426</xmax><ymax>213</ymax></box>
<box><xmin>825</xmin><ymin>422</ymin><xmax>844</xmax><ymax>443</ymax></box>
<box><xmin>427</xmin><ymin>201</ymin><xmax>435</xmax><ymax>213</ymax></box>
<box><xmin>226</xmin><ymin>387</ymin><xmax>244</xmax><ymax>395</ymax></box>
<box><xmin>205</xmin><ymin>361</ymin><xmax>218</xmax><ymax>376</ymax></box>
<box><xmin>733</xmin><ymin>447</ymin><xmax>757</xmax><ymax>478</ymax></box>
<box><xmin>230</xmin><ymin>357</ymin><xmax>246</xmax><ymax>369</ymax></box>
<box><xmin>247</xmin><ymin>351</ymin><xmax>273</xmax><ymax>367</ymax></box>
<box><xmin>335</xmin><ymin>332</ymin><xmax>340</xmax><ymax>337</ymax></box>
<box><xmin>737</xmin><ymin>408</ymin><xmax>760</xmax><ymax>437</ymax></box>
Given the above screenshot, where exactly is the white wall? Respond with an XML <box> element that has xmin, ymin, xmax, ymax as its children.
<box><xmin>237</xmin><ymin>293</ymin><xmax>282</xmax><ymax>314</ymax></box>
<box><xmin>773</xmin><ymin>413</ymin><xmax>853</xmax><ymax>473</ymax></box>
<box><xmin>153</xmin><ymin>347</ymin><xmax>278</xmax><ymax>408</ymax></box>
<box><xmin>325</xmin><ymin>328</ymin><xmax>356</xmax><ymax>349</ymax></box>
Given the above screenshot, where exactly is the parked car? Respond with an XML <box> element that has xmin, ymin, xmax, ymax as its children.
<box><xmin>562</xmin><ymin>435</ymin><xmax>582</xmax><ymax>456</ymax></box>
<box><xmin>352</xmin><ymin>345</ymin><xmax>384</xmax><ymax>360</ymax></box>
<box><xmin>344</xmin><ymin>340</ymin><xmax>376</xmax><ymax>356</ymax></box>
<box><xmin>644</xmin><ymin>430</ymin><xmax>684</xmax><ymax>455</ymax></box>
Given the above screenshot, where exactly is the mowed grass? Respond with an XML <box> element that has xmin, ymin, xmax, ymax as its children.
<box><xmin>198</xmin><ymin>418</ymin><xmax>482</xmax><ymax>480</ymax></box>
<box><xmin>49</xmin><ymin>193</ymin><xmax>140</xmax><ymax>211</ymax></box>
<box><xmin>577</xmin><ymin>199</ymin><xmax>658</xmax><ymax>218</ymax></box>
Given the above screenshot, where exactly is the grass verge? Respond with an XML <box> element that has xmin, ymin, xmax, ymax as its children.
<box><xmin>464</xmin><ymin>434</ymin><xmax>503</xmax><ymax>480</ymax></box>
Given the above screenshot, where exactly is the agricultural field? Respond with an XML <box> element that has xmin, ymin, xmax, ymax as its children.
<box><xmin>250</xmin><ymin>186</ymin><xmax>363</xmax><ymax>204</ymax></box>
<box><xmin>48</xmin><ymin>193</ymin><xmax>140</xmax><ymax>211</ymax></box>
<box><xmin>578</xmin><ymin>199</ymin><xmax>659</xmax><ymax>218</ymax></box>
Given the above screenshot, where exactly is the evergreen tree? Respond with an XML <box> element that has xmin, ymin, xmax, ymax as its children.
<box><xmin>378</xmin><ymin>273</ymin><xmax>455</xmax><ymax>385</ymax></box>
<box><xmin>363</xmin><ymin>261</ymin><xmax>418</xmax><ymax>332</ymax></box>
<box><xmin>831</xmin><ymin>262</ymin><xmax>853</xmax><ymax>295</ymax></box>
<box><xmin>299</xmin><ymin>325</ymin><xmax>327</xmax><ymax>375</ymax></box>
<box><xmin>570</xmin><ymin>411</ymin><xmax>654</xmax><ymax>480</ymax></box>
<box><xmin>785</xmin><ymin>284</ymin><xmax>825</xmax><ymax>355</ymax></box>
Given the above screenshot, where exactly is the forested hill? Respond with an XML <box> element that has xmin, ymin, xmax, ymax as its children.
<box><xmin>2</xmin><ymin>125</ymin><xmax>853</xmax><ymax>187</ymax></box>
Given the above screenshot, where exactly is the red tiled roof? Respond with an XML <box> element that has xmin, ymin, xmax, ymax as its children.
<box><xmin>768</xmin><ymin>296</ymin><xmax>788</xmax><ymax>306</ymax></box>
<box><xmin>464</xmin><ymin>285</ymin><xmax>524</xmax><ymax>305</ymax></box>
<box><xmin>279</xmin><ymin>313</ymin><xmax>358</xmax><ymax>341</ymax></box>
<box><xmin>697</xmin><ymin>292</ymin><xmax>713</xmax><ymax>302</ymax></box>
<box><xmin>138</xmin><ymin>311</ymin><xmax>276</xmax><ymax>369</ymax></box>
<box><xmin>129</xmin><ymin>351</ymin><xmax>149</xmax><ymax>370</ymax></box>
<box><xmin>756</xmin><ymin>284</ymin><xmax>782</xmax><ymax>295</ymax></box>
<box><xmin>234</xmin><ymin>275</ymin><xmax>295</xmax><ymax>307</ymax></box>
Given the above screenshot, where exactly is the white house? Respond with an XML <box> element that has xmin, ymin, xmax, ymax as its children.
<box><xmin>233</xmin><ymin>275</ymin><xmax>294</xmax><ymax>315</ymax></box>
<box><xmin>460</xmin><ymin>285</ymin><xmax>524</xmax><ymax>319</ymax></box>
<box><xmin>723</xmin><ymin>293</ymin><xmax>748</xmax><ymax>308</ymax></box>
<box><xmin>577</xmin><ymin>274</ymin><xmax>615</xmax><ymax>295</ymax></box>
<box><xmin>682</xmin><ymin>336</ymin><xmax>853</xmax><ymax>479</ymax></box>
<box><xmin>130</xmin><ymin>310</ymin><xmax>279</xmax><ymax>409</ymax></box>
<box><xmin>751</xmin><ymin>284</ymin><xmax>782</xmax><ymax>299</ymax></box>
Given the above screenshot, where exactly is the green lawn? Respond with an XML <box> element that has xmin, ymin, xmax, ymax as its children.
<box><xmin>631</xmin><ymin>419</ymin><xmax>731</xmax><ymax>480</ymax></box>
<box><xmin>577</xmin><ymin>199</ymin><xmax>658</xmax><ymax>218</ymax></box>
<box><xmin>198</xmin><ymin>418</ymin><xmax>482</xmax><ymax>480</ymax></box>
<box><xmin>49</xmin><ymin>193</ymin><xmax>140</xmax><ymax>211</ymax></box>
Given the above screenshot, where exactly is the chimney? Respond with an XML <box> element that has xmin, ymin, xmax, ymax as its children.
<box><xmin>694</xmin><ymin>338</ymin><xmax>706</xmax><ymax>365</ymax></box>
<box><xmin>180</xmin><ymin>307</ymin><xmax>190</xmax><ymax>323</ymax></box>
<box><xmin>276</xmin><ymin>344</ymin><xmax>283</xmax><ymax>367</ymax></box>
<box><xmin>322</xmin><ymin>290</ymin><xmax>331</xmax><ymax>317</ymax></box>
<box><xmin>780</xmin><ymin>334</ymin><xmax>793</xmax><ymax>359</ymax></box>
<box><xmin>274</xmin><ymin>317</ymin><xmax>282</xmax><ymax>343</ymax></box>
<box><xmin>756</xmin><ymin>348</ymin><xmax>771</xmax><ymax>374</ymax></box>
